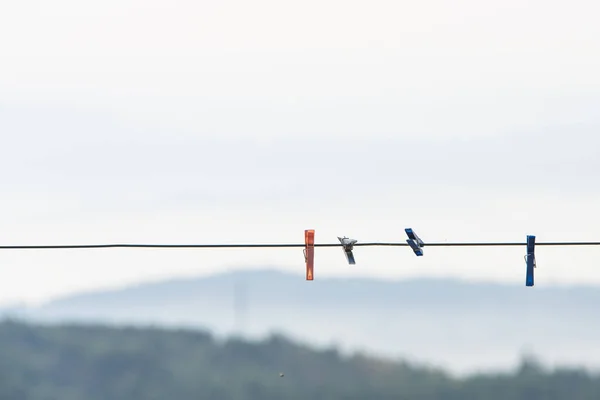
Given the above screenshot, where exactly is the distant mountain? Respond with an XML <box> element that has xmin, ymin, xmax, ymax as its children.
<box><xmin>5</xmin><ymin>269</ymin><xmax>600</xmax><ymax>375</ymax></box>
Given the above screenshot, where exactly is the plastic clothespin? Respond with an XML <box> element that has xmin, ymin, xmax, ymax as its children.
<box><xmin>525</xmin><ymin>235</ymin><xmax>536</xmax><ymax>287</ymax></box>
<box><xmin>337</xmin><ymin>236</ymin><xmax>358</xmax><ymax>265</ymax></box>
<box><xmin>405</xmin><ymin>228</ymin><xmax>424</xmax><ymax>256</ymax></box>
<box><xmin>304</xmin><ymin>230</ymin><xmax>315</xmax><ymax>280</ymax></box>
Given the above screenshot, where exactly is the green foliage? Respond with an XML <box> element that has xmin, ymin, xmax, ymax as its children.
<box><xmin>0</xmin><ymin>318</ymin><xmax>599</xmax><ymax>399</ymax></box>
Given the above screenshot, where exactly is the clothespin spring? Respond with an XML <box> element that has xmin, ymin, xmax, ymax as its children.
<box><xmin>523</xmin><ymin>254</ymin><xmax>537</xmax><ymax>268</ymax></box>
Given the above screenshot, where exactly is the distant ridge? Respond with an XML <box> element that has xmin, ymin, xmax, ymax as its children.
<box><xmin>4</xmin><ymin>269</ymin><xmax>600</xmax><ymax>375</ymax></box>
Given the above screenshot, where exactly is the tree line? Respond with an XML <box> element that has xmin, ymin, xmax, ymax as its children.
<box><xmin>0</xmin><ymin>319</ymin><xmax>598</xmax><ymax>399</ymax></box>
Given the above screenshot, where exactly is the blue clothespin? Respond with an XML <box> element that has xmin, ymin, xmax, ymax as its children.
<box><xmin>338</xmin><ymin>236</ymin><xmax>358</xmax><ymax>264</ymax></box>
<box><xmin>525</xmin><ymin>235</ymin><xmax>536</xmax><ymax>287</ymax></box>
<box><xmin>405</xmin><ymin>228</ymin><xmax>424</xmax><ymax>256</ymax></box>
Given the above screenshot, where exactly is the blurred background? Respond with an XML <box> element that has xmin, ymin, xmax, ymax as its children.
<box><xmin>1</xmin><ymin>0</ymin><xmax>600</xmax><ymax>398</ymax></box>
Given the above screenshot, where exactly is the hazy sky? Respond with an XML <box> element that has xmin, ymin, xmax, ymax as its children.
<box><xmin>1</xmin><ymin>0</ymin><xmax>599</xmax><ymax>305</ymax></box>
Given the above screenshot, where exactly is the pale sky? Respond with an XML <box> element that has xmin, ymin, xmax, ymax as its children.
<box><xmin>0</xmin><ymin>0</ymin><xmax>599</xmax><ymax>306</ymax></box>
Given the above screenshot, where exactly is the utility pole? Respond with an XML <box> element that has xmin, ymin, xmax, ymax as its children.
<box><xmin>233</xmin><ymin>280</ymin><xmax>247</xmax><ymax>335</ymax></box>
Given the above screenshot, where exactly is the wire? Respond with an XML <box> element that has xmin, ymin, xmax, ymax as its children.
<box><xmin>0</xmin><ymin>241</ymin><xmax>599</xmax><ymax>250</ymax></box>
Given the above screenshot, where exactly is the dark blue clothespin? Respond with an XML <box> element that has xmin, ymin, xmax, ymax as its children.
<box><xmin>405</xmin><ymin>228</ymin><xmax>424</xmax><ymax>256</ymax></box>
<box><xmin>525</xmin><ymin>235</ymin><xmax>536</xmax><ymax>287</ymax></box>
<box><xmin>338</xmin><ymin>236</ymin><xmax>357</xmax><ymax>264</ymax></box>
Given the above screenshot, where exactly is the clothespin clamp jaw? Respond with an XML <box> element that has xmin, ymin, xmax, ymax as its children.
<box><xmin>525</xmin><ymin>234</ymin><xmax>536</xmax><ymax>287</ymax></box>
<box><xmin>304</xmin><ymin>230</ymin><xmax>315</xmax><ymax>280</ymax></box>
<box><xmin>405</xmin><ymin>228</ymin><xmax>424</xmax><ymax>256</ymax></box>
<box><xmin>337</xmin><ymin>236</ymin><xmax>358</xmax><ymax>265</ymax></box>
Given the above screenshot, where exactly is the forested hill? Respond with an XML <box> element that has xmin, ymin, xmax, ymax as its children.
<box><xmin>0</xmin><ymin>320</ymin><xmax>599</xmax><ymax>400</ymax></box>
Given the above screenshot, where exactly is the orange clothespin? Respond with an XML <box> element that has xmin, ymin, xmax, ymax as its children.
<box><xmin>304</xmin><ymin>229</ymin><xmax>315</xmax><ymax>280</ymax></box>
